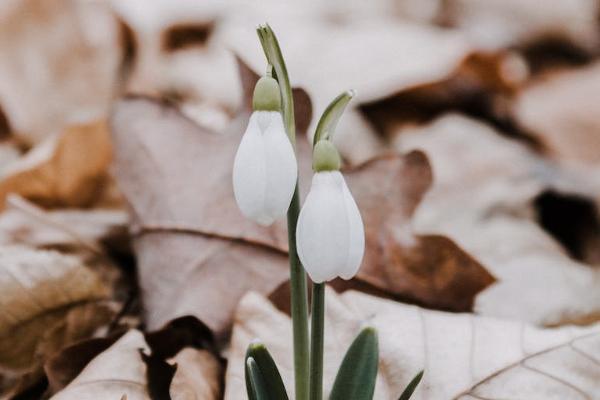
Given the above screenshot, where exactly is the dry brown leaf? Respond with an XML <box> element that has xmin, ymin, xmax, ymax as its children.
<box><xmin>0</xmin><ymin>246</ymin><xmax>111</xmax><ymax>373</ymax></box>
<box><xmin>360</xmin><ymin>51</ymin><xmax>529</xmax><ymax>142</ymax></box>
<box><xmin>111</xmin><ymin>97</ymin><xmax>493</xmax><ymax>336</ymax></box>
<box><xmin>396</xmin><ymin>114</ymin><xmax>600</xmax><ymax>325</ymax></box>
<box><xmin>514</xmin><ymin>61</ymin><xmax>600</xmax><ymax>167</ymax></box>
<box><xmin>0</xmin><ymin>195</ymin><xmax>129</xmax><ymax>253</ymax></box>
<box><xmin>0</xmin><ymin>120</ymin><xmax>114</xmax><ymax>211</ymax></box>
<box><xmin>0</xmin><ymin>0</ymin><xmax>121</xmax><ymax>143</ymax></box>
<box><xmin>439</xmin><ymin>0</ymin><xmax>600</xmax><ymax>52</ymax></box>
<box><xmin>226</xmin><ymin>289</ymin><xmax>600</xmax><ymax>399</ymax></box>
<box><xmin>169</xmin><ymin>348</ymin><xmax>222</xmax><ymax>400</ymax></box>
<box><xmin>0</xmin><ymin>245</ymin><xmax>118</xmax><ymax>398</ymax></box>
<box><xmin>50</xmin><ymin>330</ymin><xmax>150</xmax><ymax>400</ymax></box>
<box><xmin>50</xmin><ymin>320</ymin><xmax>222</xmax><ymax>400</ymax></box>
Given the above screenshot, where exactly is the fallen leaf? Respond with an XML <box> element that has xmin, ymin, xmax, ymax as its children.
<box><xmin>359</xmin><ymin>51</ymin><xmax>530</xmax><ymax>143</ymax></box>
<box><xmin>345</xmin><ymin>152</ymin><xmax>495</xmax><ymax>311</ymax></box>
<box><xmin>50</xmin><ymin>317</ymin><xmax>222</xmax><ymax>400</ymax></box>
<box><xmin>0</xmin><ymin>194</ymin><xmax>129</xmax><ymax>254</ymax></box>
<box><xmin>111</xmin><ymin>96</ymin><xmax>493</xmax><ymax>339</ymax></box>
<box><xmin>513</xmin><ymin>61</ymin><xmax>600</xmax><ymax>167</ymax></box>
<box><xmin>0</xmin><ymin>120</ymin><xmax>115</xmax><ymax>211</ymax></box>
<box><xmin>0</xmin><ymin>0</ymin><xmax>121</xmax><ymax>143</ymax></box>
<box><xmin>50</xmin><ymin>330</ymin><xmax>150</xmax><ymax>400</ymax></box>
<box><xmin>396</xmin><ymin>113</ymin><xmax>600</xmax><ymax>325</ymax></box>
<box><xmin>169</xmin><ymin>348</ymin><xmax>222</xmax><ymax>400</ymax></box>
<box><xmin>0</xmin><ymin>245</ymin><xmax>117</xmax><ymax>397</ymax></box>
<box><xmin>225</xmin><ymin>289</ymin><xmax>600</xmax><ymax>399</ymax></box>
<box><xmin>438</xmin><ymin>0</ymin><xmax>600</xmax><ymax>53</ymax></box>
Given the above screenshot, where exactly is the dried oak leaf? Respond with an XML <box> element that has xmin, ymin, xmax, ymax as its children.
<box><xmin>396</xmin><ymin>114</ymin><xmax>600</xmax><ymax>325</ymax></box>
<box><xmin>111</xmin><ymin>96</ymin><xmax>493</xmax><ymax>338</ymax></box>
<box><xmin>513</xmin><ymin>61</ymin><xmax>600</xmax><ymax>168</ymax></box>
<box><xmin>0</xmin><ymin>245</ymin><xmax>117</xmax><ymax>396</ymax></box>
<box><xmin>438</xmin><ymin>0</ymin><xmax>600</xmax><ymax>53</ymax></box>
<box><xmin>0</xmin><ymin>0</ymin><xmax>121</xmax><ymax>144</ymax></box>
<box><xmin>0</xmin><ymin>120</ymin><xmax>115</xmax><ymax>211</ymax></box>
<box><xmin>49</xmin><ymin>318</ymin><xmax>222</xmax><ymax>400</ymax></box>
<box><xmin>225</xmin><ymin>289</ymin><xmax>600</xmax><ymax>399</ymax></box>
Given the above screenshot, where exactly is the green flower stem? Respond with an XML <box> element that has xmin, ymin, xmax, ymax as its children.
<box><xmin>257</xmin><ymin>24</ymin><xmax>310</xmax><ymax>400</ymax></box>
<box><xmin>309</xmin><ymin>283</ymin><xmax>325</xmax><ymax>400</ymax></box>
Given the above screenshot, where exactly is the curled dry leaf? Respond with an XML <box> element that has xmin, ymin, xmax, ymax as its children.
<box><xmin>50</xmin><ymin>330</ymin><xmax>150</xmax><ymax>400</ymax></box>
<box><xmin>397</xmin><ymin>114</ymin><xmax>600</xmax><ymax>325</ymax></box>
<box><xmin>359</xmin><ymin>51</ymin><xmax>530</xmax><ymax>143</ymax></box>
<box><xmin>0</xmin><ymin>120</ymin><xmax>115</xmax><ymax>211</ymax></box>
<box><xmin>0</xmin><ymin>0</ymin><xmax>121</xmax><ymax>143</ymax></box>
<box><xmin>513</xmin><ymin>61</ymin><xmax>600</xmax><ymax>168</ymax></box>
<box><xmin>0</xmin><ymin>245</ymin><xmax>117</xmax><ymax>397</ymax></box>
<box><xmin>226</xmin><ymin>20</ymin><xmax>473</xmax><ymax>164</ymax></box>
<box><xmin>50</xmin><ymin>317</ymin><xmax>222</xmax><ymax>400</ymax></box>
<box><xmin>438</xmin><ymin>0</ymin><xmax>600</xmax><ymax>52</ymax></box>
<box><xmin>0</xmin><ymin>195</ymin><xmax>129</xmax><ymax>253</ymax></box>
<box><xmin>111</xmin><ymin>97</ymin><xmax>493</xmax><ymax>338</ymax></box>
<box><xmin>225</xmin><ymin>289</ymin><xmax>600</xmax><ymax>399</ymax></box>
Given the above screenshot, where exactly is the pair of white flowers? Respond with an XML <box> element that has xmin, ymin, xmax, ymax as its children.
<box><xmin>232</xmin><ymin>77</ymin><xmax>364</xmax><ymax>283</ymax></box>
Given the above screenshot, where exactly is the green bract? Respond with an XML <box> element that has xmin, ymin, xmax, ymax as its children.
<box><xmin>253</xmin><ymin>76</ymin><xmax>282</xmax><ymax>112</ymax></box>
<box><xmin>312</xmin><ymin>140</ymin><xmax>341</xmax><ymax>172</ymax></box>
<box><xmin>313</xmin><ymin>90</ymin><xmax>355</xmax><ymax>146</ymax></box>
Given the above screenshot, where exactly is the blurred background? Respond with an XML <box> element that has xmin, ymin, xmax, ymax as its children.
<box><xmin>0</xmin><ymin>0</ymin><xmax>599</xmax><ymax>398</ymax></box>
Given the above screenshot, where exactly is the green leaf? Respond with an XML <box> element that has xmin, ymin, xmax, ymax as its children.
<box><xmin>329</xmin><ymin>327</ymin><xmax>379</xmax><ymax>400</ymax></box>
<box><xmin>246</xmin><ymin>357</ymin><xmax>269</xmax><ymax>400</ymax></box>
<box><xmin>245</xmin><ymin>341</ymin><xmax>289</xmax><ymax>400</ymax></box>
<box><xmin>313</xmin><ymin>90</ymin><xmax>355</xmax><ymax>146</ymax></box>
<box><xmin>398</xmin><ymin>370</ymin><xmax>424</xmax><ymax>400</ymax></box>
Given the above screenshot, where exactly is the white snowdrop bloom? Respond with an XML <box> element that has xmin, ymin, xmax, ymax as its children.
<box><xmin>232</xmin><ymin>109</ymin><xmax>297</xmax><ymax>225</ymax></box>
<box><xmin>296</xmin><ymin>170</ymin><xmax>365</xmax><ymax>283</ymax></box>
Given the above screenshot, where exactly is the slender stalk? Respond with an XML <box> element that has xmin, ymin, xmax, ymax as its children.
<box><xmin>309</xmin><ymin>283</ymin><xmax>325</xmax><ymax>400</ymax></box>
<box><xmin>287</xmin><ymin>185</ymin><xmax>310</xmax><ymax>400</ymax></box>
<box><xmin>257</xmin><ymin>24</ymin><xmax>310</xmax><ymax>400</ymax></box>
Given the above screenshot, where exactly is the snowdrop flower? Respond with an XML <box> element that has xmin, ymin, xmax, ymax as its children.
<box><xmin>296</xmin><ymin>140</ymin><xmax>365</xmax><ymax>283</ymax></box>
<box><xmin>233</xmin><ymin>76</ymin><xmax>297</xmax><ymax>225</ymax></box>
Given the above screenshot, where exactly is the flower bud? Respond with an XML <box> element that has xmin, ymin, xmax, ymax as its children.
<box><xmin>233</xmin><ymin>110</ymin><xmax>297</xmax><ymax>225</ymax></box>
<box><xmin>296</xmin><ymin>170</ymin><xmax>364</xmax><ymax>283</ymax></box>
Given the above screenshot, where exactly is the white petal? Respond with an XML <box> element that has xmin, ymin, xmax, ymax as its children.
<box><xmin>232</xmin><ymin>111</ymin><xmax>297</xmax><ymax>225</ymax></box>
<box><xmin>296</xmin><ymin>171</ymin><xmax>365</xmax><ymax>283</ymax></box>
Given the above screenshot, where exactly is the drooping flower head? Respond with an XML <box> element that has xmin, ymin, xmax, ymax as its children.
<box><xmin>297</xmin><ymin>139</ymin><xmax>365</xmax><ymax>283</ymax></box>
<box><xmin>232</xmin><ymin>75</ymin><xmax>297</xmax><ymax>226</ymax></box>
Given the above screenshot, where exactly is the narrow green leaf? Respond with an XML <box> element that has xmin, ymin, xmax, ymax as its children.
<box><xmin>329</xmin><ymin>327</ymin><xmax>378</xmax><ymax>400</ymax></box>
<box><xmin>313</xmin><ymin>90</ymin><xmax>355</xmax><ymax>146</ymax></box>
<box><xmin>246</xmin><ymin>357</ymin><xmax>269</xmax><ymax>400</ymax></box>
<box><xmin>245</xmin><ymin>341</ymin><xmax>289</xmax><ymax>400</ymax></box>
<box><xmin>398</xmin><ymin>370</ymin><xmax>424</xmax><ymax>400</ymax></box>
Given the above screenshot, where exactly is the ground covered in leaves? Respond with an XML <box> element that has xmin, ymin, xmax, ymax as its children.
<box><xmin>0</xmin><ymin>1</ymin><xmax>599</xmax><ymax>399</ymax></box>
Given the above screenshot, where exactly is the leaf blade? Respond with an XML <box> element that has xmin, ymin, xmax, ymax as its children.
<box><xmin>329</xmin><ymin>327</ymin><xmax>379</xmax><ymax>400</ymax></box>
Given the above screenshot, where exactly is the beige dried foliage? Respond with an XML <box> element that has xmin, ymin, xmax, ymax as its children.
<box><xmin>111</xmin><ymin>97</ymin><xmax>493</xmax><ymax>338</ymax></box>
<box><xmin>0</xmin><ymin>0</ymin><xmax>121</xmax><ymax>143</ymax></box>
<box><xmin>169</xmin><ymin>348</ymin><xmax>222</xmax><ymax>400</ymax></box>
<box><xmin>50</xmin><ymin>330</ymin><xmax>150</xmax><ymax>400</ymax></box>
<box><xmin>226</xmin><ymin>289</ymin><xmax>600</xmax><ymax>399</ymax></box>
<box><xmin>51</xmin><ymin>329</ymin><xmax>222</xmax><ymax>400</ymax></box>
<box><xmin>0</xmin><ymin>120</ymin><xmax>114</xmax><ymax>211</ymax></box>
<box><xmin>396</xmin><ymin>114</ymin><xmax>600</xmax><ymax>325</ymax></box>
<box><xmin>514</xmin><ymin>61</ymin><xmax>600</xmax><ymax>167</ymax></box>
<box><xmin>0</xmin><ymin>246</ymin><xmax>111</xmax><ymax>373</ymax></box>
